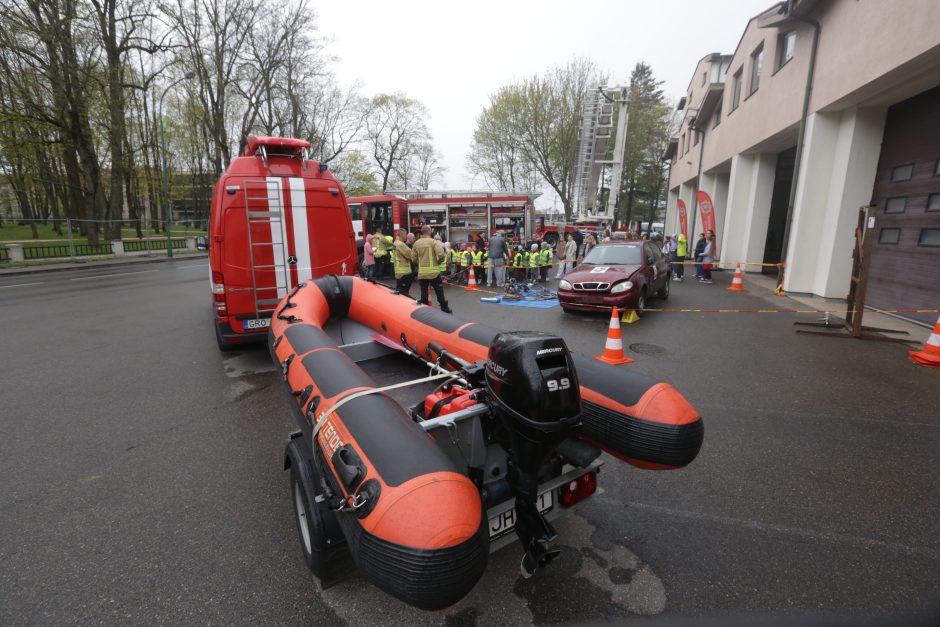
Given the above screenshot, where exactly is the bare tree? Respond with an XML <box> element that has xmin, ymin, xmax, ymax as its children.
<box><xmin>364</xmin><ymin>93</ymin><xmax>429</xmax><ymax>193</ymax></box>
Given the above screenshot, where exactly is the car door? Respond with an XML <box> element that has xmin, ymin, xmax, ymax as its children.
<box><xmin>642</xmin><ymin>243</ymin><xmax>656</xmax><ymax>290</ymax></box>
<box><xmin>648</xmin><ymin>243</ymin><xmax>668</xmax><ymax>290</ymax></box>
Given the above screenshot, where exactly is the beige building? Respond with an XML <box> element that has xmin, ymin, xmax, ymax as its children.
<box><xmin>665</xmin><ymin>0</ymin><xmax>940</xmax><ymax>325</ymax></box>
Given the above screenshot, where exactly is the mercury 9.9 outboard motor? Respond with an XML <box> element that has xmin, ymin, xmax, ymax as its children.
<box><xmin>485</xmin><ymin>331</ymin><xmax>581</xmax><ymax>577</ymax></box>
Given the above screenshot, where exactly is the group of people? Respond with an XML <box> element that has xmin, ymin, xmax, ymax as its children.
<box><xmin>664</xmin><ymin>230</ymin><xmax>718</xmax><ymax>284</ymax></box>
<box><xmin>361</xmin><ymin>226</ymin><xmax>452</xmax><ymax>313</ymax></box>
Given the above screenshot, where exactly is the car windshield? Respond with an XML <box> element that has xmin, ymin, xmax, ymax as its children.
<box><xmin>581</xmin><ymin>245</ymin><xmax>643</xmax><ymax>266</ymax></box>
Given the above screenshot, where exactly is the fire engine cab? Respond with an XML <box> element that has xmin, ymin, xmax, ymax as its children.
<box><xmin>209</xmin><ymin>136</ymin><xmax>358</xmax><ymax>350</ymax></box>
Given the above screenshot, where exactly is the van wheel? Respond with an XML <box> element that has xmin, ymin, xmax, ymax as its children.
<box><xmin>215</xmin><ymin>322</ymin><xmax>237</xmax><ymax>352</ymax></box>
<box><xmin>290</xmin><ymin>462</ymin><xmax>327</xmax><ymax>576</ymax></box>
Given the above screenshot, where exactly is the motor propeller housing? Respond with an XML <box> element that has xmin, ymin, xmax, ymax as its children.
<box><xmin>485</xmin><ymin>331</ymin><xmax>581</xmax><ymax>576</ymax></box>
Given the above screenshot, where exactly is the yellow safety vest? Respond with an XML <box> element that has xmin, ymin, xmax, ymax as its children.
<box><xmin>459</xmin><ymin>250</ymin><xmax>471</xmax><ymax>267</ymax></box>
<box><xmin>392</xmin><ymin>240</ymin><xmax>413</xmax><ymax>278</ymax></box>
<box><xmin>414</xmin><ymin>237</ymin><xmax>443</xmax><ymax>279</ymax></box>
<box><xmin>471</xmin><ymin>250</ymin><xmax>483</xmax><ymax>266</ymax></box>
<box><xmin>513</xmin><ymin>252</ymin><xmax>524</xmax><ymax>267</ymax></box>
<box><xmin>528</xmin><ymin>252</ymin><xmax>539</xmax><ymax>268</ymax></box>
<box><xmin>373</xmin><ymin>235</ymin><xmax>387</xmax><ymax>258</ymax></box>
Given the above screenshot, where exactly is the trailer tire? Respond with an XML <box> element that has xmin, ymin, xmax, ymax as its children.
<box><xmin>288</xmin><ymin>442</ymin><xmax>328</xmax><ymax>577</ymax></box>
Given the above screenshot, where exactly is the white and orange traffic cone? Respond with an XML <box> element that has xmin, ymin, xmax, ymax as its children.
<box><xmin>596</xmin><ymin>307</ymin><xmax>634</xmax><ymax>365</ymax></box>
<box><xmin>465</xmin><ymin>269</ymin><xmax>479</xmax><ymax>291</ymax></box>
<box><xmin>909</xmin><ymin>315</ymin><xmax>940</xmax><ymax>368</ymax></box>
<box><xmin>727</xmin><ymin>263</ymin><xmax>746</xmax><ymax>292</ymax></box>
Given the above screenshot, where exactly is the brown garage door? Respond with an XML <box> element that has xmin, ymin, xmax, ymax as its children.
<box><xmin>867</xmin><ymin>86</ymin><xmax>940</xmax><ymax>327</ymax></box>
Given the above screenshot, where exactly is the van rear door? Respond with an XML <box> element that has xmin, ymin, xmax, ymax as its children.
<box><xmin>221</xmin><ymin>176</ymin><xmax>356</xmax><ymax>325</ymax></box>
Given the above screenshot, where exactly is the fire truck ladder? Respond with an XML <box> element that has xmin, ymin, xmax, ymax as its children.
<box><xmin>244</xmin><ymin>180</ymin><xmax>289</xmax><ymax>319</ymax></box>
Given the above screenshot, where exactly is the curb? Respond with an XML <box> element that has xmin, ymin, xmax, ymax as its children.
<box><xmin>0</xmin><ymin>252</ymin><xmax>209</xmax><ymax>277</ymax></box>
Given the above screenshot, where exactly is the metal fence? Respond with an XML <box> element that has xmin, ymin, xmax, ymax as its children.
<box><xmin>1</xmin><ymin>217</ymin><xmax>202</xmax><ymax>263</ymax></box>
<box><xmin>123</xmin><ymin>239</ymin><xmax>186</xmax><ymax>253</ymax></box>
<box><xmin>22</xmin><ymin>243</ymin><xmax>113</xmax><ymax>259</ymax></box>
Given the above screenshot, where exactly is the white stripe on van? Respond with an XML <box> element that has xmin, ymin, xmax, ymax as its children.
<box><xmin>288</xmin><ymin>177</ymin><xmax>312</xmax><ymax>283</ymax></box>
<box><xmin>266</xmin><ymin>177</ymin><xmax>288</xmax><ymax>297</ymax></box>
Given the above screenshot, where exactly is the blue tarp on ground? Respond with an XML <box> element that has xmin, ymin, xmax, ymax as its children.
<box><xmin>482</xmin><ymin>296</ymin><xmax>559</xmax><ymax>309</ymax></box>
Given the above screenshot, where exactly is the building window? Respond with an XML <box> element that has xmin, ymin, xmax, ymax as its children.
<box><xmin>891</xmin><ymin>163</ymin><xmax>914</xmax><ymax>182</ymax></box>
<box><xmin>777</xmin><ymin>31</ymin><xmax>796</xmax><ymax>69</ymax></box>
<box><xmin>884</xmin><ymin>197</ymin><xmax>907</xmax><ymax>214</ymax></box>
<box><xmin>731</xmin><ymin>68</ymin><xmax>743</xmax><ymax>110</ymax></box>
<box><xmin>928</xmin><ymin>193</ymin><xmax>940</xmax><ymax>211</ymax></box>
<box><xmin>749</xmin><ymin>44</ymin><xmax>764</xmax><ymax>95</ymax></box>
<box><xmin>919</xmin><ymin>229</ymin><xmax>940</xmax><ymax>246</ymax></box>
<box><xmin>693</xmin><ymin>130</ymin><xmax>699</xmax><ymax>146</ymax></box>
<box><xmin>713</xmin><ymin>98</ymin><xmax>722</xmax><ymax>128</ymax></box>
<box><xmin>935</xmin><ymin>158</ymin><xmax>940</xmax><ymax>176</ymax></box>
<box><xmin>702</xmin><ymin>71</ymin><xmax>707</xmax><ymax>86</ymax></box>
<box><xmin>681</xmin><ymin>133</ymin><xmax>686</xmax><ymax>155</ymax></box>
<box><xmin>878</xmin><ymin>228</ymin><xmax>901</xmax><ymax>245</ymax></box>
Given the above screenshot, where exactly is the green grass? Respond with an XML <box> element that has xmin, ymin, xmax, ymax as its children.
<box><xmin>0</xmin><ymin>222</ymin><xmax>206</xmax><ymax>246</ymax></box>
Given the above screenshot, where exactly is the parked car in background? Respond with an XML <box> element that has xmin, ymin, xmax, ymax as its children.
<box><xmin>557</xmin><ymin>241</ymin><xmax>671</xmax><ymax>315</ymax></box>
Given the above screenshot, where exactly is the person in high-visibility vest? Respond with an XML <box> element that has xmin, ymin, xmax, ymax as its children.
<box><xmin>512</xmin><ymin>246</ymin><xmax>526</xmax><ymax>281</ymax></box>
<box><xmin>539</xmin><ymin>242</ymin><xmax>553</xmax><ymax>283</ymax></box>
<box><xmin>372</xmin><ymin>228</ymin><xmax>388</xmax><ymax>278</ymax></box>
<box><xmin>392</xmin><ymin>228</ymin><xmax>415</xmax><ymax>296</ymax></box>
<box><xmin>483</xmin><ymin>244</ymin><xmax>494</xmax><ymax>287</ymax></box>
<box><xmin>413</xmin><ymin>226</ymin><xmax>452</xmax><ymax>313</ymax></box>
<box><xmin>528</xmin><ymin>243</ymin><xmax>540</xmax><ymax>282</ymax></box>
<box><xmin>448</xmin><ymin>243</ymin><xmax>461</xmax><ymax>279</ymax></box>
<box><xmin>673</xmin><ymin>233</ymin><xmax>687</xmax><ymax>281</ymax></box>
<box><xmin>457</xmin><ymin>243</ymin><xmax>472</xmax><ymax>284</ymax></box>
<box><xmin>435</xmin><ymin>236</ymin><xmax>448</xmax><ymax>275</ymax></box>
<box><xmin>471</xmin><ymin>246</ymin><xmax>484</xmax><ymax>286</ymax></box>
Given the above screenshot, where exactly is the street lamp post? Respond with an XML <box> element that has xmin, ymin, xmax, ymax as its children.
<box><xmin>158</xmin><ymin>72</ymin><xmax>194</xmax><ymax>258</ymax></box>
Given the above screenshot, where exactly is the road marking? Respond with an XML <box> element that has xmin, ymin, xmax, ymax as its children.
<box><xmin>176</xmin><ymin>264</ymin><xmax>207</xmax><ymax>269</ymax></box>
<box><xmin>0</xmin><ymin>282</ymin><xmax>45</xmax><ymax>289</ymax></box>
<box><xmin>69</xmin><ymin>270</ymin><xmax>159</xmax><ymax>281</ymax></box>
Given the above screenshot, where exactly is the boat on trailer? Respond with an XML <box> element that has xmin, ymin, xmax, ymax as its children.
<box><xmin>270</xmin><ymin>275</ymin><xmax>703</xmax><ymax>610</ymax></box>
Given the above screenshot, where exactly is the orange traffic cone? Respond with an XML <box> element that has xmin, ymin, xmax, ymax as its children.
<box><xmin>727</xmin><ymin>263</ymin><xmax>746</xmax><ymax>291</ymax></box>
<box><xmin>465</xmin><ymin>269</ymin><xmax>479</xmax><ymax>291</ymax></box>
<box><xmin>596</xmin><ymin>307</ymin><xmax>634</xmax><ymax>365</ymax></box>
<box><xmin>909</xmin><ymin>315</ymin><xmax>940</xmax><ymax>368</ymax></box>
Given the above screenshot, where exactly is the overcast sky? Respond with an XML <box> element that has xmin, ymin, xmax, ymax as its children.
<box><xmin>315</xmin><ymin>0</ymin><xmax>774</xmax><ymax>207</ymax></box>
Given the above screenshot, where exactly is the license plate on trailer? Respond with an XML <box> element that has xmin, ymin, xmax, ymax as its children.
<box><xmin>243</xmin><ymin>318</ymin><xmax>270</xmax><ymax>330</ymax></box>
<box><xmin>488</xmin><ymin>490</ymin><xmax>554</xmax><ymax>540</ymax></box>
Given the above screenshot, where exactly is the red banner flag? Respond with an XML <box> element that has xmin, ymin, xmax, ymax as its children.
<box><xmin>677</xmin><ymin>199</ymin><xmax>688</xmax><ymax>239</ymax></box>
<box><xmin>696</xmin><ymin>190</ymin><xmax>717</xmax><ymax>240</ymax></box>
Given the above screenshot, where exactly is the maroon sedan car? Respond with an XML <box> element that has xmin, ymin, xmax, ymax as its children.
<box><xmin>557</xmin><ymin>241</ymin><xmax>671</xmax><ymax>314</ymax></box>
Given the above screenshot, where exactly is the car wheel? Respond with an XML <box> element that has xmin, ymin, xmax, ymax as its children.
<box><xmin>636</xmin><ymin>291</ymin><xmax>646</xmax><ymax>317</ymax></box>
<box><xmin>657</xmin><ymin>275</ymin><xmax>670</xmax><ymax>300</ymax></box>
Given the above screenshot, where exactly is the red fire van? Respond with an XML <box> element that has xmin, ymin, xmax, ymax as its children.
<box><xmin>209</xmin><ymin>136</ymin><xmax>358</xmax><ymax>350</ymax></box>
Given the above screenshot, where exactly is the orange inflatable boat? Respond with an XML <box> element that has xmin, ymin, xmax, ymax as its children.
<box><xmin>270</xmin><ymin>275</ymin><xmax>703</xmax><ymax>609</ymax></box>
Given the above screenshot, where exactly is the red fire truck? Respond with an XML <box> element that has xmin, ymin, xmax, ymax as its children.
<box><xmin>209</xmin><ymin>136</ymin><xmax>359</xmax><ymax>350</ymax></box>
<box><xmin>347</xmin><ymin>192</ymin><xmax>537</xmax><ymax>257</ymax></box>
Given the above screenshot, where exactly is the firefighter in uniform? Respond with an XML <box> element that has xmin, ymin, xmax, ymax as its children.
<box><xmin>373</xmin><ymin>228</ymin><xmax>388</xmax><ymax>278</ymax></box>
<box><xmin>392</xmin><ymin>229</ymin><xmax>414</xmax><ymax>296</ymax></box>
<box><xmin>414</xmin><ymin>226</ymin><xmax>452</xmax><ymax>313</ymax></box>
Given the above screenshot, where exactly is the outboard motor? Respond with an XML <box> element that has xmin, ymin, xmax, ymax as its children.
<box><xmin>485</xmin><ymin>331</ymin><xmax>581</xmax><ymax>577</ymax></box>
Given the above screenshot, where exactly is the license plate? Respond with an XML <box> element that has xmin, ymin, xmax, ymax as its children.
<box><xmin>243</xmin><ymin>318</ymin><xmax>270</xmax><ymax>330</ymax></box>
<box><xmin>488</xmin><ymin>490</ymin><xmax>554</xmax><ymax>540</ymax></box>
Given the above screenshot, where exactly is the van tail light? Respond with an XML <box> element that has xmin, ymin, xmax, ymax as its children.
<box><xmin>559</xmin><ymin>471</ymin><xmax>597</xmax><ymax>508</ymax></box>
<box><xmin>211</xmin><ymin>271</ymin><xmax>227</xmax><ymax>316</ymax></box>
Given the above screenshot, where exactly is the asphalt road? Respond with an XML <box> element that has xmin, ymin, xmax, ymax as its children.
<box><xmin>1</xmin><ymin>261</ymin><xmax>938</xmax><ymax>625</ymax></box>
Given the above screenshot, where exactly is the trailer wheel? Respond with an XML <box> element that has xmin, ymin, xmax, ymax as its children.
<box><xmin>290</xmin><ymin>463</ymin><xmax>327</xmax><ymax>576</ymax></box>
